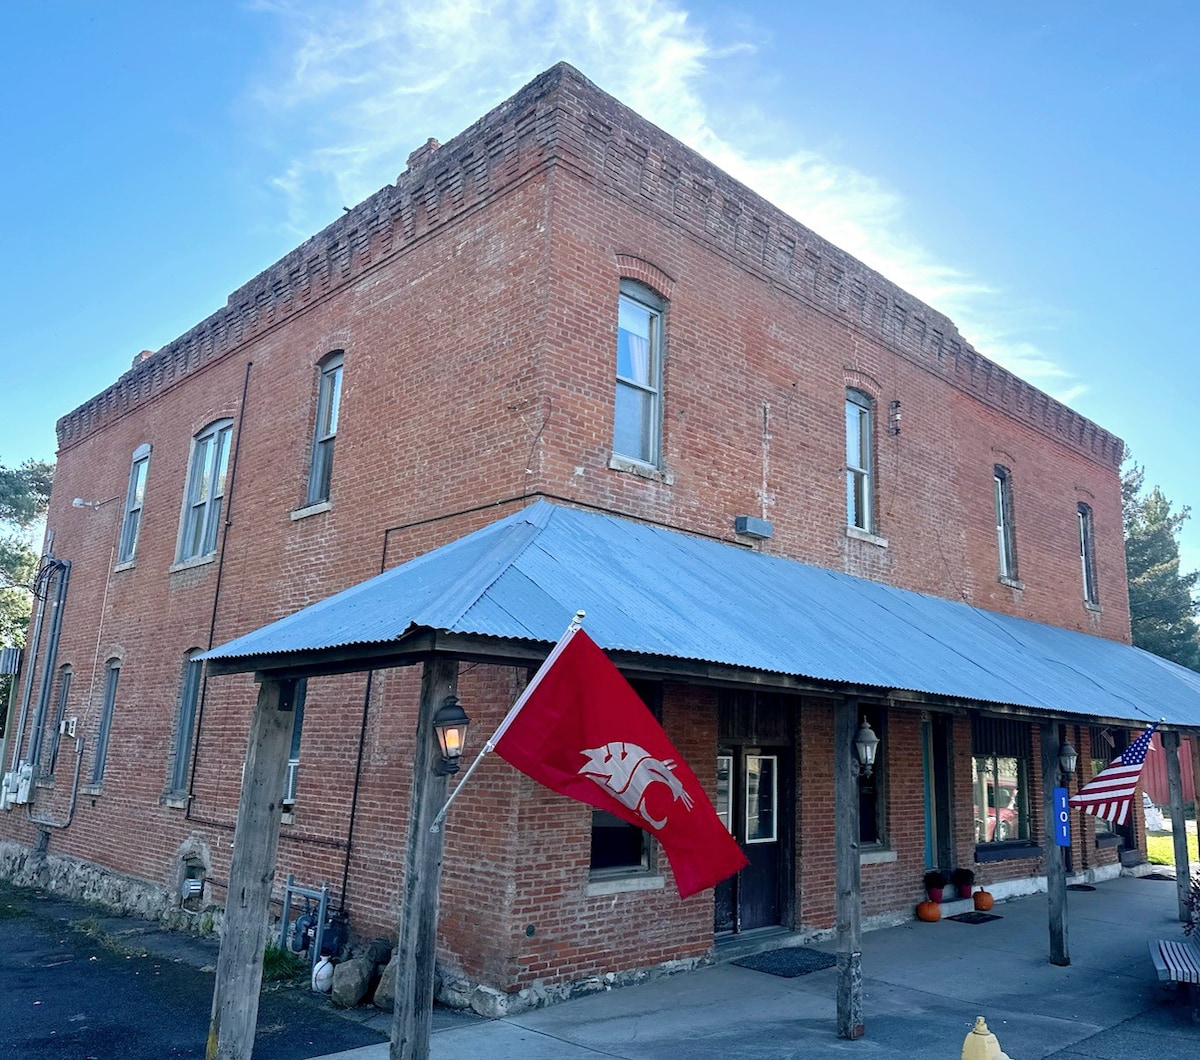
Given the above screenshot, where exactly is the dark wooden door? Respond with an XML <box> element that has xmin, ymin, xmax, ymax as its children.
<box><xmin>714</xmin><ymin>744</ymin><xmax>786</xmax><ymax>933</ymax></box>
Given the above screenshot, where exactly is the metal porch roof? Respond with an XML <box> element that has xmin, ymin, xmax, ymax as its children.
<box><xmin>202</xmin><ymin>500</ymin><xmax>1200</xmax><ymax>729</ymax></box>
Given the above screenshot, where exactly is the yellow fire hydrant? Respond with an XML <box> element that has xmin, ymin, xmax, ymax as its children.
<box><xmin>961</xmin><ymin>1016</ymin><xmax>1012</xmax><ymax>1060</ymax></box>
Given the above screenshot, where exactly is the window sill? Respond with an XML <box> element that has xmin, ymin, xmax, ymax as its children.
<box><xmin>974</xmin><ymin>842</ymin><xmax>1042</xmax><ymax>863</ymax></box>
<box><xmin>169</xmin><ymin>554</ymin><xmax>216</xmax><ymax>574</ymax></box>
<box><xmin>113</xmin><ymin>559</ymin><xmax>136</xmax><ymax>573</ymax></box>
<box><xmin>845</xmin><ymin>526</ymin><xmax>888</xmax><ymax>548</ymax></box>
<box><xmin>80</xmin><ymin>783</ymin><xmax>103</xmax><ymax>797</ymax></box>
<box><xmin>1083</xmin><ymin>600</ymin><xmax>1102</xmax><ymax>613</ymax></box>
<box><xmin>161</xmin><ymin>794</ymin><xmax>188</xmax><ymax>810</ymax></box>
<box><xmin>998</xmin><ymin>575</ymin><xmax>1025</xmax><ymax>590</ymax></box>
<box><xmin>585</xmin><ymin>873</ymin><xmax>665</xmax><ymax>896</ymax></box>
<box><xmin>1094</xmin><ymin>833</ymin><xmax>1122</xmax><ymax>849</ymax></box>
<box><xmin>608</xmin><ymin>454</ymin><xmax>675</xmax><ymax>485</ymax></box>
<box><xmin>860</xmin><ymin>847</ymin><xmax>898</xmax><ymax>865</ymax></box>
<box><xmin>291</xmin><ymin>500</ymin><xmax>332</xmax><ymax>521</ymax></box>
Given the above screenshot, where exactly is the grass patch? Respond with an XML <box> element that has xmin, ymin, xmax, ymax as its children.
<box><xmin>262</xmin><ymin>941</ymin><xmax>309</xmax><ymax>983</ymax></box>
<box><xmin>1146</xmin><ymin>832</ymin><xmax>1199</xmax><ymax>865</ymax></box>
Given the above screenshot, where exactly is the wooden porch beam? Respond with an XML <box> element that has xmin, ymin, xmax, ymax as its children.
<box><xmin>206</xmin><ymin>677</ymin><xmax>299</xmax><ymax>1060</ymax></box>
<box><xmin>1161</xmin><ymin>730</ymin><xmax>1190</xmax><ymax>922</ymax></box>
<box><xmin>834</xmin><ymin>696</ymin><xmax>864</xmax><ymax>1039</ymax></box>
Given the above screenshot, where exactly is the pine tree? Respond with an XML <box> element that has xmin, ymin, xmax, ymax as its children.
<box><xmin>1122</xmin><ymin>461</ymin><xmax>1200</xmax><ymax>671</ymax></box>
<box><xmin>0</xmin><ymin>458</ymin><xmax>54</xmax><ymax>647</ymax></box>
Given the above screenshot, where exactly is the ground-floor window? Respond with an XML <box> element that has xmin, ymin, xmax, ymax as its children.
<box><xmin>971</xmin><ymin>715</ymin><xmax>1031</xmax><ymax>845</ymax></box>
<box><xmin>588</xmin><ymin>680</ymin><xmax>660</xmax><ymax>875</ymax></box>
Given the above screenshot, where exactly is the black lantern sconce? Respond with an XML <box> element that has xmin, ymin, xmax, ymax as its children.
<box><xmin>1058</xmin><ymin>740</ymin><xmax>1078</xmax><ymax>778</ymax></box>
<box><xmin>855</xmin><ymin>718</ymin><xmax>880</xmax><ymax>777</ymax></box>
<box><xmin>432</xmin><ymin>695</ymin><xmax>471</xmax><ymax>776</ymax></box>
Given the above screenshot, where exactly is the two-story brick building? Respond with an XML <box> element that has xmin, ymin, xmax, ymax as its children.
<box><xmin>3</xmin><ymin>63</ymin><xmax>1199</xmax><ymax>1009</ymax></box>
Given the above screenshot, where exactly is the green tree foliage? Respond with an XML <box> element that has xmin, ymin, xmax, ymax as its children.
<box><xmin>1122</xmin><ymin>461</ymin><xmax>1200</xmax><ymax>671</ymax></box>
<box><xmin>0</xmin><ymin>458</ymin><xmax>53</xmax><ymax>648</ymax></box>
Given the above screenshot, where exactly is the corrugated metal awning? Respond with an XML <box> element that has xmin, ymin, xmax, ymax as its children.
<box><xmin>202</xmin><ymin>500</ymin><xmax>1200</xmax><ymax>728</ymax></box>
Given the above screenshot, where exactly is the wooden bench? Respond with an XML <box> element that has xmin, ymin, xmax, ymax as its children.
<box><xmin>1148</xmin><ymin>937</ymin><xmax>1200</xmax><ymax>1021</ymax></box>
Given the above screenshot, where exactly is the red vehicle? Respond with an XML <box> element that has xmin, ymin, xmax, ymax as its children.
<box><xmin>975</xmin><ymin>779</ymin><xmax>1019</xmax><ymax>841</ymax></box>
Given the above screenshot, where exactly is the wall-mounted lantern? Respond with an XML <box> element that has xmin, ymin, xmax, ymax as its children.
<box><xmin>432</xmin><ymin>695</ymin><xmax>471</xmax><ymax>776</ymax></box>
<box><xmin>855</xmin><ymin>718</ymin><xmax>880</xmax><ymax>777</ymax></box>
<box><xmin>1058</xmin><ymin>740</ymin><xmax>1078</xmax><ymax>777</ymax></box>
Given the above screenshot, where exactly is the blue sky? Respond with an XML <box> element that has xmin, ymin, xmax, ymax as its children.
<box><xmin>4</xmin><ymin>1</ymin><xmax>1197</xmax><ymax>572</ymax></box>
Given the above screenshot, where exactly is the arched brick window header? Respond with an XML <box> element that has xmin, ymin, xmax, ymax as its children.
<box><xmin>615</xmin><ymin>255</ymin><xmax>675</xmax><ymax>300</ymax></box>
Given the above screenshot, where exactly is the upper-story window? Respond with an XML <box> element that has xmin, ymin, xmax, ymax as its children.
<box><xmin>1077</xmin><ymin>502</ymin><xmax>1099</xmax><ymax>605</ymax></box>
<box><xmin>845</xmin><ymin>389</ymin><xmax>875</xmax><ymax>531</ymax></box>
<box><xmin>178</xmin><ymin>420</ymin><xmax>233</xmax><ymax>563</ymax></box>
<box><xmin>613</xmin><ymin>281</ymin><xmax>663</xmax><ymax>467</ymax></box>
<box><xmin>307</xmin><ymin>352</ymin><xmax>343</xmax><ymax>505</ymax></box>
<box><xmin>994</xmin><ymin>465</ymin><xmax>1019</xmax><ymax>581</ymax></box>
<box><xmin>117</xmin><ymin>444</ymin><xmax>151</xmax><ymax>564</ymax></box>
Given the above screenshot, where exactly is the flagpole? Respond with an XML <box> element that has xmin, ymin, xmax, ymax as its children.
<box><xmin>430</xmin><ymin>610</ymin><xmax>585</xmax><ymax>832</ymax></box>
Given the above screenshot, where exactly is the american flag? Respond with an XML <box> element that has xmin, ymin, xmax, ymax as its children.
<box><xmin>1068</xmin><ymin>723</ymin><xmax>1158</xmax><ymax>825</ymax></box>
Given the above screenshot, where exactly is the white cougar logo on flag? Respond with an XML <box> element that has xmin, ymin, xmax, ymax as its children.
<box><xmin>579</xmin><ymin>742</ymin><xmax>695</xmax><ymax>829</ymax></box>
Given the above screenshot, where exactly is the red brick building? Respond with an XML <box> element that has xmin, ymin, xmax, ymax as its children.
<box><xmin>3</xmin><ymin>64</ymin><xmax>1197</xmax><ymax>1010</ymax></box>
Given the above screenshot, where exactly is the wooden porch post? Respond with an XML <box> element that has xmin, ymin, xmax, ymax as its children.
<box><xmin>834</xmin><ymin>696</ymin><xmax>864</xmax><ymax>1039</ymax></box>
<box><xmin>391</xmin><ymin>655</ymin><xmax>459</xmax><ymax>1060</ymax></box>
<box><xmin>207</xmin><ymin>676</ymin><xmax>299</xmax><ymax>1060</ymax></box>
<box><xmin>1041</xmin><ymin>721</ymin><xmax>1069</xmax><ymax>966</ymax></box>
<box><xmin>1161</xmin><ymin>730</ymin><xmax>1190</xmax><ymax>922</ymax></box>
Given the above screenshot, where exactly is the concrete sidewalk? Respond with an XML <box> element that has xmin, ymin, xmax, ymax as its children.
<box><xmin>312</xmin><ymin>872</ymin><xmax>1198</xmax><ymax>1059</ymax></box>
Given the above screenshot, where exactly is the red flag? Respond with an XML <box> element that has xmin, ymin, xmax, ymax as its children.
<box><xmin>492</xmin><ymin>627</ymin><xmax>747</xmax><ymax>898</ymax></box>
<box><xmin>1068</xmin><ymin>723</ymin><xmax>1158</xmax><ymax>825</ymax></box>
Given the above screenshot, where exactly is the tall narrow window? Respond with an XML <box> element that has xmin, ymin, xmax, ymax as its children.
<box><xmin>1078</xmin><ymin>503</ymin><xmax>1099</xmax><ymax>605</ymax></box>
<box><xmin>283</xmin><ymin>680</ymin><xmax>307</xmax><ymax>807</ymax></box>
<box><xmin>971</xmin><ymin>715</ymin><xmax>1031</xmax><ymax>846</ymax></box>
<box><xmin>858</xmin><ymin>708</ymin><xmax>887</xmax><ymax>846</ymax></box>
<box><xmin>307</xmin><ymin>353</ymin><xmax>343</xmax><ymax>504</ymax></box>
<box><xmin>845</xmin><ymin>389</ymin><xmax>874</xmax><ymax>531</ymax></box>
<box><xmin>46</xmin><ymin>665</ymin><xmax>72</xmax><ymax>776</ymax></box>
<box><xmin>118</xmin><ymin>444</ymin><xmax>151</xmax><ymax>564</ymax></box>
<box><xmin>994</xmin><ymin>466</ymin><xmax>1018</xmax><ymax>580</ymax></box>
<box><xmin>168</xmin><ymin>653</ymin><xmax>203</xmax><ymax>796</ymax></box>
<box><xmin>90</xmin><ymin>659</ymin><xmax>120</xmax><ymax>785</ymax></box>
<box><xmin>178</xmin><ymin>420</ymin><xmax>233</xmax><ymax>562</ymax></box>
<box><xmin>613</xmin><ymin>281</ymin><xmax>663</xmax><ymax>466</ymax></box>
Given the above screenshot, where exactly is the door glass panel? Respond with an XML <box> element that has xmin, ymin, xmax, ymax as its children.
<box><xmin>716</xmin><ymin>755</ymin><xmax>733</xmax><ymax>832</ymax></box>
<box><xmin>745</xmin><ymin>755</ymin><xmax>777</xmax><ymax>844</ymax></box>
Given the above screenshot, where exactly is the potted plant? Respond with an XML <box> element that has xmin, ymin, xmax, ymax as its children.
<box><xmin>950</xmin><ymin>867</ymin><xmax>975</xmax><ymax>899</ymax></box>
<box><xmin>923</xmin><ymin>870</ymin><xmax>949</xmax><ymax>902</ymax></box>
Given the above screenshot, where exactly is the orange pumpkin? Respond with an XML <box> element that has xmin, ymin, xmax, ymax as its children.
<box><xmin>973</xmin><ymin>890</ymin><xmax>994</xmax><ymax>912</ymax></box>
<box><xmin>916</xmin><ymin>900</ymin><xmax>942</xmax><ymax>922</ymax></box>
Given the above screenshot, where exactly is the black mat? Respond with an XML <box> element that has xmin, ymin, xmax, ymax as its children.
<box><xmin>947</xmin><ymin>911</ymin><xmax>1003</xmax><ymax>924</ymax></box>
<box><xmin>733</xmin><ymin>947</ymin><xmax>837</xmax><ymax>977</ymax></box>
<box><xmin>1141</xmin><ymin>872</ymin><xmax>1176</xmax><ymax>881</ymax></box>
<box><xmin>1067</xmin><ymin>884</ymin><xmax>1096</xmax><ymax>891</ymax></box>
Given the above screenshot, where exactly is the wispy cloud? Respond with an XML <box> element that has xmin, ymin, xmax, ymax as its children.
<box><xmin>250</xmin><ymin>0</ymin><xmax>1081</xmax><ymax>403</ymax></box>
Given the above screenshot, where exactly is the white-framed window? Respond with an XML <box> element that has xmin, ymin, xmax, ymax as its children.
<box><xmin>307</xmin><ymin>352</ymin><xmax>343</xmax><ymax>505</ymax></box>
<box><xmin>1078</xmin><ymin>502</ymin><xmax>1099</xmax><ymax>605</ymax></box>
<box><xmin>715</xmin><ymin>754</ymin><xmax>733</xmax><ymax>832</ymax></box>
<box><xmin>117</xmin><ymin>444</ymin><xmax>151</xmax><ymax>564</ymax></box>
<box><xmin>613</xmin><ymin>280</ymin><xmax>663</xmax><ymax>467</ymax></box>
<box><xmin>178</xmin><ymin>420</ymin><xmax>233</xmax><ymax>562</ymax></box>
<box><xmin>282</xmin><ymin>680</ymin><xmax>307</xmax><ymax>807</ymax></box>
<box><xmin>845</xmin><ymin>389</ymin><xmax>874</xmax><ymax>531</ymax></box>
<box><xmin>167</xmin><ymin>653</ymin><xmax>203</xmax><ymax>796</ymax></box>
<box><xmin>90</xmin><ymin>658</ymin><xmax>120</xmax><ymax>786</ymax></box>
<box><xmin>994</xmin><ymin>465</ymin><xmax>1018</xmax><ymax>580</ymax></box>
<box><xmin>744</xmin><ymin>754</ymin><xmax>778</xmax><ymax>844</ymax></box>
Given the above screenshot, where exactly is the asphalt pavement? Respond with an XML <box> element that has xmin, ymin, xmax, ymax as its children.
<box><xmin>3</xmin><ymin>870</ymin><xmax>1197</xmax><ymax>1059</ymax></box>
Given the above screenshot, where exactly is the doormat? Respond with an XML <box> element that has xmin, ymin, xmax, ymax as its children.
<box><xmin>1140</xmin><ymin>872</ymin><xmax>1175</xmax><ymax>881</ymax></box>
<box><xmin>732</xmin><ymin>947</ymin><xmax>837</xmax><ymax>977</ymax></box>
<box><xmin>947</xmin><ymin>912</ymin><xmax>1002</xmax><ymax>925</ymax></box>
<box><xmin>1066</xmin><ymin>884</ymin><xmax>1096</xmax><ymax>891</ymax></box>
